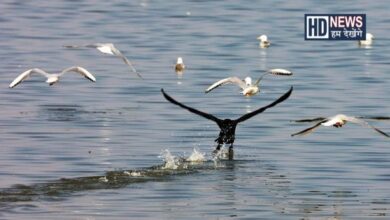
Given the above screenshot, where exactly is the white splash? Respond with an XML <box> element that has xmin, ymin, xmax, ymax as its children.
<box><xmin>212</xmin><ymin>145</ymin><xmax>229</xmax><ymax>161</ymax></box>
<box><xmin>186</xmin><ymin>148</ymin><xmax>206</xmax><ymax>162</ymax></box>
<box><xmin>210</xmin><ymin>148</ymin><xmax>228</xmax><ymax>168</ymax></box>
<box><xmin>98</xmin><ymin>176</ymin><xmax>108</xmax><ymax>183</ymax></box>
<box><xmin>159</xmin><ymin>149</ymin><xmax>179</xmax><ymax>170</ymax></box>
<box><xmin>123</xmin><ymin>170</ymin><xmax>142</xmax><ymax>177</ymax></box>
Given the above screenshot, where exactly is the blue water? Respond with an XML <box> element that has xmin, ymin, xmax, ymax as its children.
<box><xmin>0</xmin><ymin>0</ymin><xmax>389</xmax><ymax>219</ymax></box>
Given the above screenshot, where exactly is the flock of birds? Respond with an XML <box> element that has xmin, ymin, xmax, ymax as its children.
<box><xmin>8</xmin><ymin>32</ymin><xmax>388</xmax><ymax>159</ymax></box>
<box><xmin>9</xmin><ymin>43</ymin><xmax>142</xmax><ymax>88</ymax></box>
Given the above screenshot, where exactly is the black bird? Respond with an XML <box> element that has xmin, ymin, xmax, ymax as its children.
<box><xmin>161</xmin><ymin>86</ymin><xmax>293</xmax><ymax>160</ymax></box>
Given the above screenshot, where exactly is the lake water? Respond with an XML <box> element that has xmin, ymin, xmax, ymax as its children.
<box><xmin>0</xmin><ymin>0</ymin><xmax>389</xmax><ymax>219</ymax></box>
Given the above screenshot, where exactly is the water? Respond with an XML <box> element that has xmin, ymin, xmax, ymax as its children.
<box><xmin>0</xmin><ymin>0</ymin><xmax>389</xmax><ymax>219</ymax></box>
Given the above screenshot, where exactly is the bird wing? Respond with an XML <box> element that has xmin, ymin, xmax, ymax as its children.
<box><xmin>59</xmin><ymin>66</ymin><xmax>96</xmax><ymax>82</ymax></box>
<box><xmin>291</xmin><ymin>120</ymin><xmax>326</xmax><ymax>137</ymax></box>
<box><xmin>64</xmin><ymin>43</ymin><xmax>142</xmax><ymax>79</ymax></box>
<box><xmin>254</xmin><ymin>69</ymin><xmax>293</xmax><ymax>86</ymax></box>
<box><xmin>254</xmin><ymin>73</ymin><xmax>269</xmax><ymax>86</ymax></box>
<box><xmin>235</xmin><ymin>86</ymin><xmax>293</xmax><ymax>123</ymax></box>
<box><xmin>292</xmin><ymin>117</ymin><xmax>327</xmax><ymax>123</ymax></box>
<box><xmin>205</xmin><ymin>77</ymin><xmax>246</xmax><ymax>93</ymax></box>
<box><xmin>9</xmin><ymin>68</ymin><xmax>51</xmax><ymax>88</ymax></box>
<box><xmin>345</xmin><ymin>116</ymin><xmax>390</xmax><ymax>138</ymax></box>
<box><xmin>267</xmin><ymin>68</ymin><xmax>293</xmax><ymax>76</ymax></box>
<box><xmin>63</xmin><ymin>44</ymin><xmax>84</xmax><ymax>49</ymax></box>
<box><xmin>118</xmin><ymin>54</ymin><xmax>143</xmax><ymax>79</ymax></box>
<box><xmin>109</xmin><ymin>45</ymin><xmax>143</xmax><ymax>79</ymax></box>
<box><xmin>63</xmin><ymin>43</ymin><xmax>111</xmax><ymax>52</ymax></box>
<box><xmin>161</xmin><ymin>89</ymin><xmax>220</xmax><ymax>123</ymax></box>
<box><xmin>357</xmin><ymin>116</ymin><xmax>390</xmax><ymax>120</ymax></box>
<box><xmin>63</xmin><ymin>43</ymin><xmax>101</xmax><ymax>49</ymax></box>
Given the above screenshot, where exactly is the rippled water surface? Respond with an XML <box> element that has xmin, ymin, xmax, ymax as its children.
<box><xmin>0</xmin><ymin>0</ymin><xmax>389</xmax><ymax>219</ymax></box>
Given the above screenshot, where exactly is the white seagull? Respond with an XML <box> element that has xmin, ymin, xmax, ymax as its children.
<box><xmin>257</xmin><ymin>34</ymin><xmax>270</xmax><ymax>48</ymax></box>
<box><xmin>9</xmin><ymin>66</ymin><xmax>96</xmax><ymax>88</ymax></box>
<box><xmin>358</xmin><ymin>33</ymin><xmax>374</xmax><ymax>46</ymax></box>
<box><xmin>291</xmin><ymin>114</ymin><xmax>389</xmax><ymax>138</ymax></box>
<box><xmin>205</xmin><ymin>68</ymin><xmax>293</xmax><ymax>97</ymax></box>
<box><xmin>63</xmin><ymin>43</ymin><xmax>142</xmax><ymax>78</ymax></box>
<box><xmin>175</xmin><ymin>57</ymin><xmax>185</xmax><ymax>73</ymax></box>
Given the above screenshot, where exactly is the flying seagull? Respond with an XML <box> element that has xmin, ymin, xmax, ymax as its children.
<box><xmin>205</xmin><ymin>68</ymin><xmax>292</xmax><ymax>97</ymax></box>
<box><xmin>63</xmin><ymin>43</ymin><xmax>143</xmax><ymax>79</ymax></box>
<box><xmin>291</xmin><ymin>114</ymin><xmax>389</xmax><ymax>137</ymax></box>
<box><xmin>161</xmin><ymin>86</ymin><xmax>293</xmax><ymax>160</ymax></box>
<box><xmin>257</xmin><ymin>34</ymin><xmax>270</xmax><ymax>48</ymax></box>
<box><xmin>9</xmin><ymin>66</ymin><xmax>96</xmax><ymax>88</ymax></box>
<box><xmin>175</xmin><ymin>57</ymin><xmax>185</xmax><ymax>74</ymax></box>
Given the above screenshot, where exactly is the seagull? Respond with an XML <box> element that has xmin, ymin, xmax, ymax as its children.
<box><xmin>257</xmin><ymin>34</ymin><xmax>270</xmax><ymax>48</ymax></box>
<box><xmin>205</xmin><ymin>68</ymin><xmax>293</xmax><ymax>97</ymax></box>
<box><xmin>175</xmin><ymin>57</ymin><xmax>185</xmax><ymax>73</ymax></box>
<box><xmin>162</xmin><ymin>87</ymin><xmax>293</xmax><ymax>160</ymax></box>
<box><xmin>9</xmin><ymin>66</ymin><xmax>96</xmax><ymax>88</ymax></box>
<box><xmin>63</xmin><ymin>43</ymin><xmax>143</xmax><ymax>79</ymax></box>
<box><xmin>291</xmin><ymin>114</ymin><xmax>389</xmax><ymax>137</ymax></box>
<box><xmin>358</xmin><ymin>33</ymin><xmax>374</xmax><ymax>46</ymax></box>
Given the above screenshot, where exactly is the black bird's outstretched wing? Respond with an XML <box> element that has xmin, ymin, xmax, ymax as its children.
<box><xmin>235</xmin><ymin>86</ymin><xmax>293</xmax><ymax>124</ymax></box>
<box><xmin>161</xmin><ymin>89</ymin><xmax>221</xmax><ymax>123</ymax></box>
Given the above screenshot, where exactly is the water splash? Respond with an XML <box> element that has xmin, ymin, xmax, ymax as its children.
<box><xmin>210</xmin><ymin>146</ymin><xmax>231</xmax><ymax>168</ymax></box>
<box><xmin>159</xmin><ymin>149</ymin><xmax>179</xmax><ymax>170</ymax></box>
<box><xmin>186</xmin><ymin>148</ymin><xmax>206</xmax><ymax>162</ymax></box>
<box><xmin>212</xmin><ymin>145</ymin><xmax>230</xmax><ymax>161</ymax></box>
<box><xmin>0</xmin><ymin>149</ymin><xmax>229</xmax><ymax>204</ymax></box>
<box><xmin>159</xmin><ymin>148</ymin><xmax>208</xmax><ymax>170</ymax></box>
<box><xmin>98</xmin><ymin>176</ymin><xmax>108</xmax><ymax>183</ymax></box>
<box><xmin>123</xmin><ymin>170</ymin><xmax>142</xmax><ymax>177</ymax></box>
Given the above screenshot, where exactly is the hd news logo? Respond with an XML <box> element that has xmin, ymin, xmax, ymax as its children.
<box><xmin>305</xmin><ymin>14</ymin><xmax>366</xmax><ymax>40</ymax></box>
